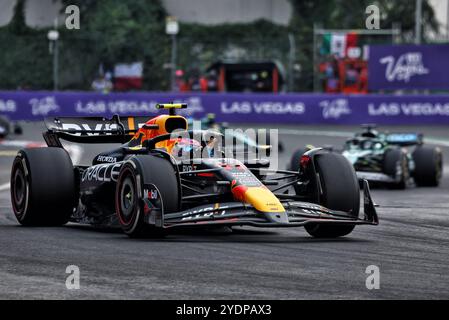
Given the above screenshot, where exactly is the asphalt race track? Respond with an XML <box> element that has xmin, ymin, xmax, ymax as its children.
<box><xmin>0</xmin><ymin>122</ymin><xmax>448</xmax><ymax>299</ymax></box>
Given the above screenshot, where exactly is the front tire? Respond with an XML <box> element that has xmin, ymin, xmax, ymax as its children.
<box><xmin>116</xmin><ymin>155</ymin><xmax>180</xmax><ymax>238</ymax></box>
<box><xmin>305</xmin><ymin>153</ymin><xmax>360</xmax><ymax>238</ymax></box>
<box><xmin>383</xmin><ymin>148</ymin><xmax>408</xmax><ymax>189</ymax></box>
<box><xmin>10</xmin><ymin>148</ymin><xmax>76</xmax><ymax>226</ymax></box>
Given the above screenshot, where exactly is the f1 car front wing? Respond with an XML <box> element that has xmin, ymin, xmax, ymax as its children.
<box><xmin>143</xmin><ymin>180</ymin><xmax>378</xmax><ymax>229</ymax></box>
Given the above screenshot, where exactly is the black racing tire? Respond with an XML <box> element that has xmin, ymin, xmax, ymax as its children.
<box><xmin>0</xmin><ymin>116</ymin><xmax>10</xmax><ymax>138</ymax></box>
<box><xmin>383</xmin><ymin>148</ymin><xmax>408</xmax><ymax>190</ymax></box>
<box><xmin>10</xmin><ymin>148</ymin><xmax>76</xmax><ymax>226</ymax></box>
<box><xmin>305</xmin><ymin>153</ymin><xmax>360</xmax><ymax>238</ymax></box>
<box><xmin>289</xmin><ymin>148</ymin><xmax>308</xmax><ymax>172</ymax></box>
<box><xmin>412</xmin><ymin>146</ymin><xmax>443</xmax><ymax>187</ymax></box>
<box><xmin>116</xmin><ymin>155</ymin><xmax>180</xmax><ymax>238</ymax></box>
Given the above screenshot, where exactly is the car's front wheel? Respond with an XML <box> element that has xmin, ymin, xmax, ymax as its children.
<box><xmin>383</xmin><ymin>148</ymin><xmax>408</xmax><ymax>189</ymax></box>
<box><xmin>305</xmin><ymin>152</ymin><xmax>360</xmax><ymax>238</ymax></box>
<box><xmin>116</xmin><ymin>154</ymin><xmax>180</xmax><ymax>238</ymax></box>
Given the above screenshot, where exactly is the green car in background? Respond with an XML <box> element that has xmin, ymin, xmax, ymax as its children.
<box><xmin>187</xmin><ymin>113</ymin><xmax>283</xmax><ymax>161</ymax></box>
<box><xmin>290</xmin><ymin>125</ymin><xmax>443</xmax><ymax>189</ymax></box>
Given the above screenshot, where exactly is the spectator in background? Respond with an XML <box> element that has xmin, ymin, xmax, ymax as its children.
<box><xmin>206</xmin><ymin>70</ymin><xmax>218</xmax><ymax>92</ymax></box>
<box><xmin>91</xmin><ymin>72</ymin><xmax>113</xmax><ymax>94</ymax></box>
<box><xmin>199</xmin><ymin>76</ymin><xmax>208</xmax><ymax>92</ymax></box>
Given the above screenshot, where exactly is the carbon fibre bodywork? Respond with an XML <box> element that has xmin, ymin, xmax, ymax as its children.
<box><xmin>42</xmin><ymin>112</ymin><xmax>378</xmax><ymax>233</ymax></box>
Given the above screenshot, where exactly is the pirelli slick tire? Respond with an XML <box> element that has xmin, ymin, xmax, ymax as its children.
<box><xmin>10</xmin><ymin>148</ymin><xmax>76</xmax><ymax>226</ymax></box>
<box><xmin>0</xmin><ymin>116</ymin><xmax>10</xmax><ymax>138</ymax></box>
<box><xmin>116</xmin><ymin>155</ymin><xmax>180</xmax><ymax>238</ymax></box>
<box><xmin>383</xmin><ymin>148</ymin><xmax>408</xmax><ymax>190</ymax></box>
<box><xmin>413</xmin><ymin>146</ymin><xmax>443</xmax><ymax>187</ymax></box>
<box><xmin>305</xmin><ymin>153</ymin><xmax>360</xmax><ymax>238</ymax></box>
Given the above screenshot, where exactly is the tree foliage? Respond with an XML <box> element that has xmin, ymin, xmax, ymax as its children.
<box><xmin>59</xmin><ymin>0</ymin><xmax>169</xmax><ymax>90</ymax></box>
<box><xmin>0</xmin><ymin>0</ymin><xmax>441</xmax><ymax>91</ymax></box>
<box><xmin>0</xmin><ymin>0</ymin><xmax>52</xmax><ymax>89</ymax></box>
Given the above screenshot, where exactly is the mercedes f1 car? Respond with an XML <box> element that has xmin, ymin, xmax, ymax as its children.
<box><xmin>10</xmin><ymin>104</ymin><xmax>378</xmax><ymax>238</ymax></box>
<box><xmin>289</xmin><ymin>125</ymin><xmax>443</xmax><ymax>189</ymax></box>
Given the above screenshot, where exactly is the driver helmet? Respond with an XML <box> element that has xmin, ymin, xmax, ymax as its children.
<box><xmin>171</xmin><ymin>138</ymin><xmax>202</xmax><ymax>160</ymax></box>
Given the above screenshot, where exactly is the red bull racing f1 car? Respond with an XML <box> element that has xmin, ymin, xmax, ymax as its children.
<box><xmin>10</xmin><ymin>104</ymin><xmax>378</xmax><ymax>238</ymax></box>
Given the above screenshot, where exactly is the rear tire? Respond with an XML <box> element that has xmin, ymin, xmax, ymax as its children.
<box><xmin>0</xmin><ymin>116</ymin><xmax>10</xmax><ymax>138</ymax></box>
<box><xmin>10</xmin><ymin>148</ymin><xmax>76</xmax><ymax>226</ymax></box>
<box><xmin>116</xmin><ymin>155</ymin><xmax>180</xmax><ymax>238</ymax></box>
<box><xmin>413</xmin><ymin>146</ymin><xmax>443</xmax><ymax>187</ymax></box>
<box><xmin>305</xmin><ymin>153</ymin><xmax>360</xmax><ymax>238</ymax></box>
<box><xmin>383</xmin><ymin>148</ymin><xmax>408</xmax><ymax>189</ymax></box>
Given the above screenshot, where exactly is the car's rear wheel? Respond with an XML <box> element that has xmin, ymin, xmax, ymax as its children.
<box><xmin>0</xmin><ymin>116</ymin><xmax>10</xmax><ymax>138</ymax></box>
<box><xmin>10</xmin><ymin>148</ymin><xmax>76</xmax><ymax>226</ymax></box>
<box><xmin>412</xmin><ymin>146</ymin><xmax>443</xmax><ymax>187</ymax></box>
<box><xmin>305</xmin><ymin>153</ymin><xmax>360</xmax><ymax>238</ymax></box>
<box><xmin>383</xmin><ymin>148</ymin><xmax>408</xmax><ymax>189</ymax></box>
<box><xmin>116</xmin><ymin>155</ymin><xmax>180</xmax><ymax>238</ymax></box>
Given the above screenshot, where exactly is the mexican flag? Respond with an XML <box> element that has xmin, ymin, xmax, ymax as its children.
<box><xmin>321</xmin><ymin>32</ymin><xmax>358</xmax><ymax>58</ymax></box>
<box><xmin>114</xmin><ymin>62</ymin><xmax>144</xmax><ymax>91</ymax></box>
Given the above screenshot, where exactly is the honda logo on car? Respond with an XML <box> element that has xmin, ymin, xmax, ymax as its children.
<box><xmin>96</xmin><ymin>156</ymin><xmax>118</xmax><ymax>163</ymax></box>
<box><xmin>81</xmin><ymin>163</ymin><xmax>122</xmax><ymax>182</ymax></box>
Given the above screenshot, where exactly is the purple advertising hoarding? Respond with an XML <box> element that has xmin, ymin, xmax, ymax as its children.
<box><xmin>1</xmin><ymin>91</ymin><xmax>449</xmax><ymax>125</ymax></box>
<box><xmin>368</xmin><ymin>44</ymin><xmax>449</xmax><ymax>91</ymax></box>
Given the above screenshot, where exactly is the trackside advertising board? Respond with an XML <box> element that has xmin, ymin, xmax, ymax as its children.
<box><xmin>1</xmin><ymin>91</ymin><xmax>449</xmax><ymax>124</ymax></box>
<box><xmin>368</xmin><ymin>44</ymin><xmax>449</xmax><ymax>90</ymax></box>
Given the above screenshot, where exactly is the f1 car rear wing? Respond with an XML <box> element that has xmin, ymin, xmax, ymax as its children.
<box><xmin>43</xmin><ymin>115</ymin><xmax>156</xmax><ymax>146</ymax></box>
<box><xmin>385</xmin><ymin>133</ymin><xmax>423</xmax><ymax>146</ymax></box>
